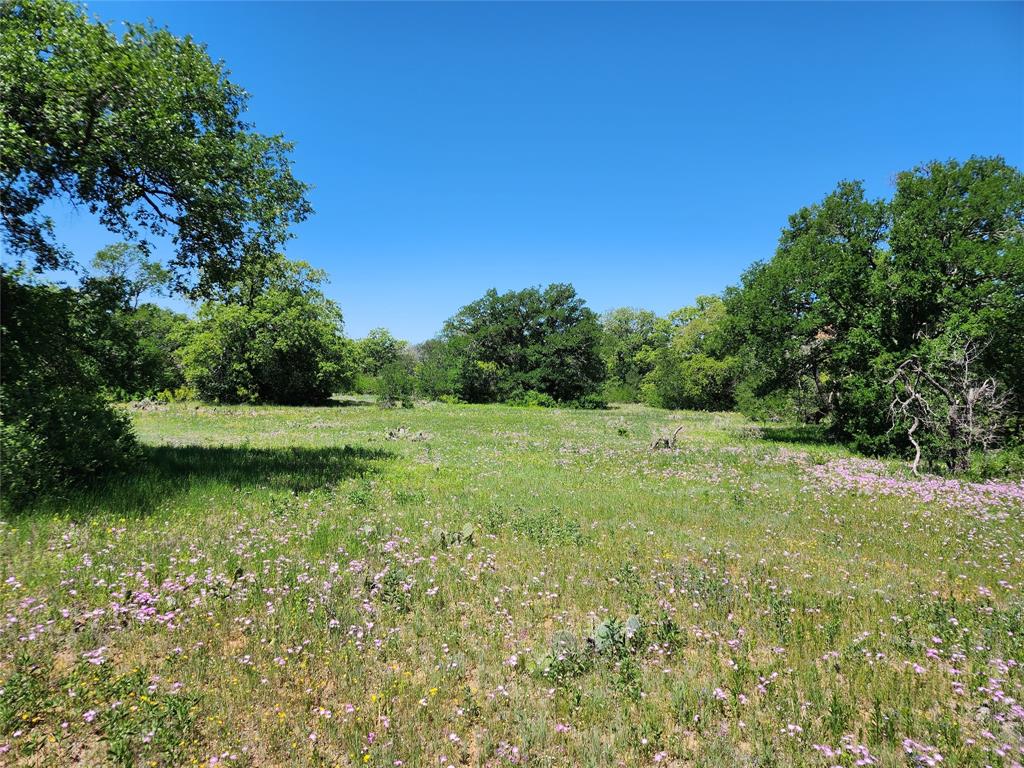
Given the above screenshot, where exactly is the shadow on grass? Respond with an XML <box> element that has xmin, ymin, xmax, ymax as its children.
<box><xmin>324</xmin><ymin>397</ymin><xmax>376</xmax><ymax>408</ymax></box>
<box><xmin>758</xmin><ymin>424</ymin><xmax>831</xmax><ymax>446</ymax></box>
<box><xmin>24</xmin><ymin>444</ymin><xmax>394</xmax><ymax>518</ymax></box>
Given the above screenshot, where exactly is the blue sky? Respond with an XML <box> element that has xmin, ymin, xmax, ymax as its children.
<box><xmin>37</xmin><ymin>2</ymin><xmax>1024</xmax><ymax>341</ymax></box>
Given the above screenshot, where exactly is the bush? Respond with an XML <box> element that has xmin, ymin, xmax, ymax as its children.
<box><xmin>566</xmin><ymin>393</ymin><xmax>609</xmax><ymax>410</ymax></box>
<box><xmin>603</xmin><ymin>381</ymin><xmax>642</xmax><ymax>404</ymax></box>
<box><xmin>351</xmin><ymin>373</ymin><xmax>379</xmax><ymax>396</ymax></box>
<box><xmin>643</xmin><ymin>350</ymin><xmax>738</xmax><ymax>411</ymax></box>
<box><xmin>155</xmin><ymin>386</ymin><xmax>198</xmax><ymax>404</ymax></box>
<box><xmin>377</xmin><ymin>361</ymin><xmax>416</xmax><ymax>408</ymax></box>
<box><xmin>1</xmin><ymin>272</ymin><xmax>139</xmax><ymax>508</ymax></box>
<box><xmin>178</xmin><ymin>259</ymin><xmax>356</xmax><ymax>405</ymax></box>
<box><xmin>507</xmin><ymin>390</ymin><xmax>557</xmax><ymax>408</ymax></box>
<box><xmin>414</xmin><ymin>337</ymin><xmax>465</xmax><ymax>401</ymax></box>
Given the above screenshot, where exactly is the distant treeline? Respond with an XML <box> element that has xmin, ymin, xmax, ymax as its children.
<box><xmin>352</xmin><ymin>156</ymin><xmax>1023</xmax><ymax>478</ymax></box>
<box><xmin>3</xmin><ymin>155</ymin><xmax>1022</xmax><ymax>506</ymax></box>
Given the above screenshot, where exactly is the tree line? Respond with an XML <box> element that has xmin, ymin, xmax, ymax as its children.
<box><xmin>2</xmin><ymin>0</ymin><xmax>1022</xmax><ymax>508</ymax></box>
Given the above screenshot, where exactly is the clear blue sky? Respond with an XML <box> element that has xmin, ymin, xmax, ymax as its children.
<box><xmin>42</xmin><ymin>2</ymin><xmax>1024</xmax><ymax>341</ymax></box>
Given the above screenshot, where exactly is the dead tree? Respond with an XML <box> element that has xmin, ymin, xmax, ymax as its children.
<box><xmin>650</xmin><ymin>425</ymin><xmax>685</xmax><ymax>450</ymax></box>
<box><xmin>887</xmin><ymin>339</ymin><xmax>1011</xmax><ymax>474</ymax></box>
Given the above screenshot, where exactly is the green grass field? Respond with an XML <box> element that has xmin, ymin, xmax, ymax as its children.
<box><xmin>1</xmin><ymin>401</ymin><xmax>1022</xmax><ymax>766</ymax></box>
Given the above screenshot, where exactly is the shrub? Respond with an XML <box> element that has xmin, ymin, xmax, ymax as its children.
<box><xmin>351</xmin><ymin>373</ymin><xmax>379</xmax><ymax>396</ymax></box>
<box><xmin>178</xmin><ymin>259</ymin><xmax>356</xmax><ymax>405</ymax></box>
<box><xmin>155</xmin><ymin>386</ymin><xmax>198</xmax><ymax>404</ymax></box>
<box><xmin>1</xmin><ymin>272</ymin><xmax>139</xmax><ymax>508</ymax></box>
<box><xmin>507</xmin><ymin>390</ymin><xmax>557</xmax><ymax>408</ymax></box>
<box><xmin>414</xmin><ymin>337</ymin><xmax>464</xmax><ymax>401</ymax></box>
<box><xmin>377</xmin><ymin>361</ymin><xmax>416</xmax><ymax>408</ymax></box>
<box><xmin>566</xmin><ymin>393</ymin><xmax>609</xmax><ymax>410</ymax></box>
<box><xmin>643</xmin><ymin>350</ymin><xmax>738</xmax><ymax>411</ymax></box>
<box><xmin>604</xmin><ymin>381</ymin><xmax>642</xmax><ymax>404</ymax></box>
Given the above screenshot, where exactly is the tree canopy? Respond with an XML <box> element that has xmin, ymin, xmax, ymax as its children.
<box><xmin>178</xmin><ymin>256</ymin><xmax>355</xmax><ymax>405</ymax></box>
<box><xmin>424</xmin><ymin>283</ymin><xmax>606</xmax><ymax>405</ymax></box>
<box><xmin>725</xmin><ymin>156</ymin><xmax>1024</xmax><ymax>461</ymax></box>
<box><xmin>0</xmin><ymin>0</ymin><xmax>311</xmax><ymax>295</ymax></box>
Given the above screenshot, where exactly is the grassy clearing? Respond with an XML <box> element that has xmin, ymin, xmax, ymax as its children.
<box><xmin>1</xmin><ymin>400</ymin><xmax>1021</xmax><ymax>766</ymax></box>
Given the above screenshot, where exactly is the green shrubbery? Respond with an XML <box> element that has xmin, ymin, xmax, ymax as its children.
<box><xmin>178</xmin><ymin>259</ymin><xmax>356</xmax><ymax>405</ymax></box>
<box><xmin>1</xmin><ymin>273</ymin><xmax>139</xmax><ymax>507</ymax></box>
<box><xmin>724</xmin><ymin>157</ymin><xmax>1023</xmax><ymax>470</ymax></box>
<box><xmin>376</xmin><ymin>360</ymin><xmax>417</xmax><ymax>408</ymax></box>
<box><xmin>642</xmin><ymin>351</ymin><xmax>738</xmax><ymax>411</ymax></box>
<box><xmin>506</xmin><ymin>390</ymin><xmax>557</xmax><ymax>408</ymax></box>
<box><xmin>637</xmin><ymin>297</ymin><xmax>738</xmax><ymax>411</ymax></box>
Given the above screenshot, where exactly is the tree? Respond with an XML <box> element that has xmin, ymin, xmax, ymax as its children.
<box><xmin>178</xmin><ymin>257</ymin><xmax>356</xmax><ymax>405</ymax></box>
<box><xmin>413</xmin><ymin>336</ymin><xmax>467</xmax><ymax>401</ymax></box>
<box><xmin>725</xmin><ymin>156</ymin><xmax>1023</xmax><ymax>464</ymax></box>
<box><xmin>642</xmin><ymin>296</ymin><xmax>739</xmax><ymax>411</ymax></box>
<box><xmin>0</xmin><ymin>0</ymin><xmax>313</xmax><ymax>502</ymax></box>
<box><xmin>725</xmin><ymin>181</ymin><xmax>889</xmax><ymax>426</ymax></box>
<box><xmin>91</xmin><ymin>243</ymin><xmax>170</xmax><ymax>308</ymax></box>
<box><xmin>886</xmin><ymin>157</ymin><xmax>1024</xmax><ymax>391</ymax></box>
<box><xmin>74</xmin><ymin>273</ymin><xmax>188</xmax><ymax>398</ymax></box>
<box><xmin>600</xmin><ymin>308</ymin><xmax>669</xmax><ymax>401</ymax></box>
<box><xmin>432</xmin><ymin>284</ymin><xmax>606</xmax><ymax>405</ymax></box>
<box><xmin>888</xmin><ymin>339</ymin><xmax>1013</xmax><ymax>474</ymax></box>
<box><xmin>356</xmin><ymin>329</ymin><xmax>408</xmax><ymax>377</ymax></box>
<box><xmin>1</xmin><ymin>0</ymin><xmax>311</xmax><ymax>293</ymax></box>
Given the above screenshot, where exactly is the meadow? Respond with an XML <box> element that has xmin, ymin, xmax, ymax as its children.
<box><xmin>1</xmin><ymin>400</ymin><xmax>1022</xmax><ymax>767</ymax></box>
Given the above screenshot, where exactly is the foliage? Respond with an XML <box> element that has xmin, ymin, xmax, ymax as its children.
<box><xmin>643</xmin><ymin>349</ymin><xmax>739</xmax><ymax>411</ymax></box>
<box><xmin>0</xmin><ymin>0</ymin><xmax>311</xmax><ymax>294</ymax></box>
<box><xmin>642</xmin><ymin>296</ymin><xmax>739</xmax><ymax>411</ymax></box>
<box><xmin>724</xmin><ymin>181</ymin><xmax>890</xmax><ymax>427</ymax></box>
<box><xmin>424</xmin><ymin>283</ymin><xmax>606</xmax><ymax>405</ymax></box>
<box><xmin>600</xmin><ymin>308</ymin><xmax>669</xmax><ymax>402</ymax></box>
<box><xmin>413</xmin><ymin>336</ymin><xmax>465</xmax><ymax>401</ymax></box>
<box><xmin>356</xmin><ymin>328</ymin><xmax>408</xmax><ymax>377</ymax></box>
<box><xmin>0</xmin><ymin>271</ymin><xmax>139</xmax><ymax>507</ymax></box>
<box><xmin>377</xmin><ymin>360</ymin><xmax>416</xmax><ymax>409</ymax></box>
<box><xmin>1</xmin><ymin>0</ymin><xmax>314</xmax><ymax>502</ymax></box>
<box><xmin>725</xmin><ymin>157</ymin><xmax>1023</xmax><ymax>468</ymax></box>
<box><xmin>506</xmin><ymin>389</ymin><xmax>557</xmax><ymax>408</ymax></box>
<box><xmin>90</xmin><ymin>243</ymin><xmax>170</xmax><ymax>308</ymax></box>
<box><xmin>75</xmin><ymin>271</ymin><xmax>188</xmax><ymax>398</ymax></box>
<box><xmin>177</xmin><ymin>257</ymin><xmax>355</xmax><ymax>404</ymax></box>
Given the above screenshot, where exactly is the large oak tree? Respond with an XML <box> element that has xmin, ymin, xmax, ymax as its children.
<box><xmin>1</xmin><ymin>0</ymin><xmax>311</xmax><ymax>295</ymax></box>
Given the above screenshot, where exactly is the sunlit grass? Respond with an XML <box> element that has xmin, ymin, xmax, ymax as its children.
<box><xmin>1</xmin><ymin>401</ymin><xmax>1021</xmax><ymax>766</ymax></box>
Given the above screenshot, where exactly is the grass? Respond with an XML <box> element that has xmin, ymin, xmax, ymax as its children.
<box><xmin>1</xmin><ymin>400</ymin><xmax>1022</xmax><ymax>766</ymax></box>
